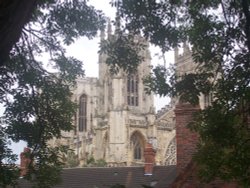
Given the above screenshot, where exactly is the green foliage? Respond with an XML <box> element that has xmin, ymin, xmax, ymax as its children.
<box><xmin>99</xmin><ymin>32</ymin><xmax>145</xmax><ymax>75</ymax></box>
<box><xmin>143</xmin><ymin>65</ymin><xmax>173</xmax><ymax>97</ymax></box>
<box><xmin>95</xmin><ymin>158</ymin><xmax>107</xmax><ymax>167</ymax></box>
<box><xmin>86</xmin><ymin>155</ymin><xmax>107</xmax><ymax>167</ymax></box>
<box><xmin>25</xmin><ymin>146</ymin><xmax>67</xmax><ymax>188</ymax></box>
<box><xmin>112</xmin><ymin>0</ymin><xmax>250</xmax><ymax>186</ymax></box>
<box><xmin>190</xmin><ymin>102</ymin><xmax>250</xmax><ymax>186</ymax></box>
<box><xmin>86</xmin><ymin>155</ymin><xmax>95</xmax><ymax>166</ymax></box>
<box><xmin>112</xmin><ymin>0</ymin><xmax>181</xmax><ymax>52</ymax></box>
<box><xmin>0</xmin><ymin>0</ymin><xmax>105</xmax><ymax>187</ymax></box>
<box><xmin>0</xmin><ymin>127</ymin><xmax>19</xmax><ymax>188</ymax></box>
<box><xmin>64</xmin><ymin>150</ymin><xmax>79</xmax><ymax>168</ymax></box>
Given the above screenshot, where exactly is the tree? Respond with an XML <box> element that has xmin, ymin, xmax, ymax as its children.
<box><xmin>108</xmin><ymin>0</ymin><xmax>250</xmax><ymax>186</ymax></box>
<box><xmin>0</xmin><ymin>1</ymin><xmax>105</xmax><ymax>187</ymax></box>
<box><xmin>0</xmin><ymin>127</ymin><xmax>19</xmax><ymax>187</ymax></box>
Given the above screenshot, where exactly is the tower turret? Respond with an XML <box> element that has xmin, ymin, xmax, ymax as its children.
<box><xmin>114</xmin><ymin>10</ymin><xmax>121</xmax><ymax>34</ymax></box>
<box><xmin>100</xmin><ymin>27</ymin><xmax>105</xmax><ymax>41</ymax></box>
<box><xmin>107</xmin><ymin>19</ymin><xmax>112</xmax><ymax>38</ymax></box>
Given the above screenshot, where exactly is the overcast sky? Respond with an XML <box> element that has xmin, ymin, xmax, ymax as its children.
<box><xmin>11</xmin><ymin>0</ymin><xmax>174</xmax><ymax>160</ymax></box>
<box><xmin>66</xmin><ymin>0</ymin><xmax>173</xmax><ymax>110</ymax></box>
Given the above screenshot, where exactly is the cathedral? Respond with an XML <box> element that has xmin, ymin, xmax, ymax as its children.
<box><xmin>49</xmin><ymin>24</ymin><xmax>179</xmax><ymax>167</ymax></box>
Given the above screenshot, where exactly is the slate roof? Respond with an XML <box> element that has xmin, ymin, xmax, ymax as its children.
<box><xmin>17</xmin><ymin>165</ymin><xmax>176</xmax><ymax>188</ymax></box>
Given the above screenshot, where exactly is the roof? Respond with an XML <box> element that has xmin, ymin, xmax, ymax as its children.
<box><xmin>170</xmin><ymin>161</ymin><xmax>238</xmax><ymax>188</ymax></box>
<box><xmin>17</xmin><ymin>166</ymin><xmax>176</xmax><ymax>188</ymax></box>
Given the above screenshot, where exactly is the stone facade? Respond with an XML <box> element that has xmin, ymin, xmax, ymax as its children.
<box><xmin>48</xmin><ymin>40</ymin><xmax>215</xmax><ymax>167</ymax></box>
<box><xmin>174</xmin><ymin>43</ymin><xmax>212</xmax><ymax>109</ymax></box>
<box><xmin>49</xmin><ymin>26</ymin><xmax>176</xmax><ymax>167</ymax></box>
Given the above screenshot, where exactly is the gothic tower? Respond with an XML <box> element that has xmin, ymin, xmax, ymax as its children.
<box><xmin>174</xmin><ymin>42</ymin><xmax>212</xmax><ymax>109</ymax></box>
<box><xmin>95</xmin><ymin>22</ymin><xmax>155</xmax><ymax>166</ymax></box>
<box><xmin>48</xmin><ymin>20</ymin><xmax>176</xmax><ymax>167</ymax></box>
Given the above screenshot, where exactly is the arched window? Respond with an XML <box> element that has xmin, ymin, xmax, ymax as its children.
<box><xmin>131</xmin><ymin>132</ymin><xmax>144</xmax><ymax>160</ymax></box>
<box><xmin>79</xmin><ymin>94</ymin><xmax>87</xmax><ymax>132</ymax></box>
<box><xmin>134</xmin><ymin>142</ymin><xmax>141</xmax><ymax>160</ymax></box>
<box><xmin>127</xmin><ymin>74</ymin><xmax>139</xmax><ymax>106</ymax></box>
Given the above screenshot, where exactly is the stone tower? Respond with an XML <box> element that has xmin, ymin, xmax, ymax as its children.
<box><xmin>95</xmin><ymin>23</ymin><xmax>155</xmax><ymax>166</ymax></box>
<box><xmin>48</xmin><ymin>21</ymin><xmax>177</xmax><ymax>167</ymax></box>
<box><xmin>174</xmin><ymin>42</ymin><xmax>211</xmax><ymax>109</ymax></box>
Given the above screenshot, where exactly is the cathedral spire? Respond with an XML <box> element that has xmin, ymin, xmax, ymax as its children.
<box><xmin>115</xmin><ymin>10</ymin><xmax>121</xmax><ymax>34</ymax></box>
<box><xmin>107</xmin><ymin>19</ymin><xmax>112</xmax><ymax>37</ymax></box>
<box><xmin>100</xmin><ymin>27</ymin><xmax>105</xmax><ymax>41</ymax></box>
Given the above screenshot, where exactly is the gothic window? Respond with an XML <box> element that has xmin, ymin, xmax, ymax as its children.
<box><xmin>133</xmin><ymin>140</ymin><xmax>141</xmax><ymax>159</ymax></box>
<box><xmin>131</xmin><ymin>132</ymin><xmax>144</xmax><ymax>160</ymax></box>
<box><xmin>79</xmin><ymin>94</ymin><xmax>87</xmax><ymax>132</ymax></box>
<box><xmin>165</xmin><ymin>138</ymin><xmax>176</xmax><ymax>165</ymax></box>
<box><xmin>127</xmin><ymin>74</ymin><xmax>139</xmax><ymax>106</ymax></box>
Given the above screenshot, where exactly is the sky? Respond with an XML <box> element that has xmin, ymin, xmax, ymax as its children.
<box><xmin>65</xmin><ymin>0</ymin><xmax>173</xmax><ymax>111</ymax></box>
<box><xmin>10</xmin><ymin>0</ymin><xmax>174</xmax><ymax>161</ymax></box>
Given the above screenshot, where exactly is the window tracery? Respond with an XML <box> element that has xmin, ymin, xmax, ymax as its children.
<box><xmin>165</xmin><ymin>137</ymin><xmax>176</xmax><ymax>165</ymax></box>
<box><xmin>130</xmin><ymin>132</ymin><xmax>144</xmax><ymax>160</ymax></box>
<box><xmin>127</xmin><ymin>74</ymin><xmax>139</xmax><ymax>106</ymax></box>
<box><xmin>79</xmin><ymin>94</ymin><xmax>87</xmax><ymax>132</ymax></box>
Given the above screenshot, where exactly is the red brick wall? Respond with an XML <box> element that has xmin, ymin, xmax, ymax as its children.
<box><xmin>20</xmin><ymin>147</ymin><xmax>31</xmax><ymax>176</ymax></box>
<box><xmin>175</xmin><ymin>103</ymin><xmax>200</xmax><ymax>174</ymax></box>
<box><xmin>144</xmin><ymin>143</ymin><xmax>156</xmax><ymax>175</ymax></box>
<box><xmin>173</xmin><ymin>102</ymin><xmax>239</xmax><ymax>188</ymax></box>
<box><xmin>171</xmin><ymin>160</ymin><xmax>239</xmax><ymax>188</ymax></box>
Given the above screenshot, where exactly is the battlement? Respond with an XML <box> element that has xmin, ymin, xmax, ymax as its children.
<box><xmin>156</xmin><ymin>104</ymin><xmax>172</xmax><ymax>119</ymax></box>
<box><xmin>174</xmin><ymin>42</ymin><xmax>192</xmax><ymax>65</ymax></box>
<box><xmin>76</xmin><ymin>76</ymin><xmax>98</xmax><ymax>84</ymax></box>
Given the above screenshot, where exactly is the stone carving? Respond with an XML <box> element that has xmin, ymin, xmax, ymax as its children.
<box><xmin>165</xmin><ymin>137</ymin><xmax>176</xmax><ymax>165</ymax></box>
<box><xmin>129</xmin><ymin>119</ymin><xmax>147</xmax><ymax>128</ymax></box>
<box><xmin>157</xmin><ymin>119</ymin><xmax>175</xmax><ymax>130</ymax></box>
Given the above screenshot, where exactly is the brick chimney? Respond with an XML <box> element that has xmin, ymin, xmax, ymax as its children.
<box><xmin>175</xmin><ymin>102</ymin><xmax>200</xmax><ymax>174</ymax></box>
<box><xmin>144</xmin><ymin>143</ymin><xmax>156</xmax><ymax>175</ymax></box>
<box><xmin>20</xmin><ymin>147</ymin><xmax>31</xmax><ymax>176</ymax></box>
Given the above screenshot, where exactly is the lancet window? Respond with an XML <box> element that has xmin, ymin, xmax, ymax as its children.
<box><xmin>131</xmin><ymin>132</ymin><xmax>144</xmax><ymax>160</ymax></box>
<box><xmin>79</xmin><ymin>94</ymin><xmax>87</xmax><ymax>132</ymax></box>
<box><xmin>127</xmin><ymin>74</ymin><xmax>139</xmax><ymax>106</ymax></box>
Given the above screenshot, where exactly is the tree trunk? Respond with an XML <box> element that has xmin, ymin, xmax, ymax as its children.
<box><xmin>0</xmin><ymin>0</ymin><xmax>38</xmax><ymax>66</ymax></box>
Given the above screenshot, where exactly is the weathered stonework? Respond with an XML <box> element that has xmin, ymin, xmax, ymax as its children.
<box><xmin>49</xmin><ymin>25</ymin><xmax>177</xmax><ymax>167</ymax></box>
<box><xmin>50</xmin><ymin>41</ymin><xmax>210</xmax><ymax>167</ymax></box>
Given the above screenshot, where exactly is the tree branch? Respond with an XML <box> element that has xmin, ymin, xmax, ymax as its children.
<box><xmin>241</xmin><ymin>0</ymin><xmax>250</xmax><ymax>52</ymax></box>
<box><xmin>0</xmin><ymin>0</ymin><xmax>38</xmax><ymax>66</ymax></box>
